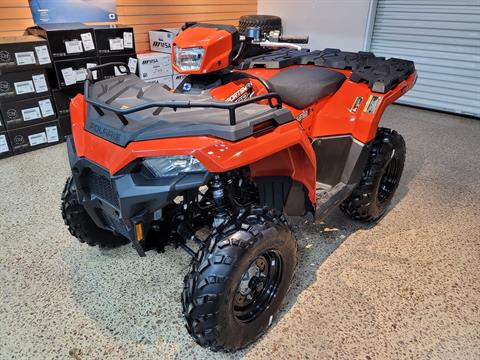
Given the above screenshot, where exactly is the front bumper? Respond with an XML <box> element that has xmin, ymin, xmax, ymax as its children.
<box><xmin>67</xmin><ymin>137</ymin><xmax>210</xmax><ymax>255</ymax></box>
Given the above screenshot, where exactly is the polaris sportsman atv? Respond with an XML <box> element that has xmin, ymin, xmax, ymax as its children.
<box><xmin>61</xmin><ymin>20</ymin><xmax>416</xmax><ymax>351</ymax></box>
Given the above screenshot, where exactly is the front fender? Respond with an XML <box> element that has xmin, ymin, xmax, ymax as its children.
<box><xmin>71</xmin><ymin>95</ymin><xmax>316</xmax><ymax>205</ymax></box>
<box><xmin>192</xmin><ymin>121</ymin><xmax>317</xmax><ymax>207</ymax></box>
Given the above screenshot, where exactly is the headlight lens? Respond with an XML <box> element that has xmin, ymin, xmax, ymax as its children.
<box><xmin>174</xmin><ymin>46</ymin><xmax>204</xmax><ymax>71</ymax></box>
<box><xmin>143</xmin><ymin>156</ymin><xmax>206</xmax><ymax>177</ymax></box>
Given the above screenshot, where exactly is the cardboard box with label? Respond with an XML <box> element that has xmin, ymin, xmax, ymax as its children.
<box><xmin>173</xmin><ymin>72</ymin><xmax>187</xmax><ymax>89</ymax></box>
<box><xmin>1</xmin><ymin>95</ymin><xmax>56</xmax><ymax>130</ymax></box>
<box><xmin>0</xmin><ymin>36</ymin><xmax>52</xmax><ymax>74</ymax></box>
<box><xmin>149</xmin><ymin>28</ymin><xmax>180</xmax><ymax>54</ymax></box>
<box><xmin>137</xmin><ymin>52</ymin><xmax>173</xmax><ymax>80</ymax></box>
<box><xmin>8</xmin><ymin>120</ymin><xmax>62</xmax><ymax>154</ymax></box>
<box><xmin>0</xmin><ymin>131</ymin><xmax>12</xmax><ymax>159</ymax></box>
<box><xmin>52</xmin><ymin>84</ymin><xmax>83</xmax><ymax>116</ymax></box>
<box><xmin>99</xmin><ymin>54</ymin><xmax>137</xmax><ymax>79</ymax></box>
<box><xmin>54</xmin><ymin>57</ymin><xmax>99</xmax><ymax>88</ymax></box>
<box><xmin>27</xmin><ymin>23</ymin><xmax>97</xmax><ymax>60</ymax></box>
<box><xmin>93</xmin><ymin>25</ymin><xmax>136</xmax><ymax>56</ymax></box>
<box><xmin>59</xmin><ymin>115</ymin><xmax>72</xmax><ymax>138</ymax></box>
<box><xmin>0</xmin><ymin>69</ymin><xmax>50</xmax><ymax>102</ymax></box>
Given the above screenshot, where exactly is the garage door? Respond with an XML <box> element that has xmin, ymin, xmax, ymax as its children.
<box><xmin>368</xmin><ymin>0</ymin><xmax>480</xmax><ymax>117</ymax></box>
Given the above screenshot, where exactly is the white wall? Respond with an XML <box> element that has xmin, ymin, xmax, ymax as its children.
<box><xmin>258</xmin><ymin>0</ymin><xmax>372</xmax><ymax>52</ymax></box>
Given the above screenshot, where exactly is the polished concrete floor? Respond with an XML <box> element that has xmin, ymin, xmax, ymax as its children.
<box><xmin>0</xmin><ymin>105</ymin><xmax>479</xmax><ymax>359</ymax></box>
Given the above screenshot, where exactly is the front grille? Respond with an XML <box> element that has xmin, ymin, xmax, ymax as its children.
<box><xmin>87</xmin><ymin>171</ymin><xmax>120</xmax><ymax>208</ymax></box>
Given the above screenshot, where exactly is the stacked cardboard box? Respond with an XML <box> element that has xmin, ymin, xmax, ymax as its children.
<box><xmin>144</xmin><ymin>28</ymin><xmax>186</xmax><ymax>89</ymax></box>
<box><xmin>27</xmin><ymin>23</ymin><xmax>98</xmax><ymax>139</ymax></box>
<box><xmin>93</xmin><ymin>24</ymin><xmax>137</xmax><ymax>80</ymax></box>
<box><xmin>27</xmin><ymin>23</ymin><xmax>137</xmax><ymax>139</ymax></box>
<box><xmin>0</xmin><ymin>36</ymin><xmax>61</xmax><ymax>158</ymax></box>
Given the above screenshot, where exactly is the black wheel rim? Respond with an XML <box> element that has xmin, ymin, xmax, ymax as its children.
<box><xmin>233</xmin><ymin>250</ymin><xmax>283</xmax><ymax>323</ymax></box>
<box><xmin>378</xmin><ymin>157</ymin><xmax>401</xmax><ymax>203</ymax></box>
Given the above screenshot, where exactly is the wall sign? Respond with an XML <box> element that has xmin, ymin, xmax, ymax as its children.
<box><xmin>29</xmin><ymin>0</ymin><xmax>117</xmax><ymax>24</ymax></box>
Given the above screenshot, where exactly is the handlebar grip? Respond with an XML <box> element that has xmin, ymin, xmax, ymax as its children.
<box><xmin>279</xmin><ymin>35</ymin><xmax>309</xmax><ymax>44</ymax></box>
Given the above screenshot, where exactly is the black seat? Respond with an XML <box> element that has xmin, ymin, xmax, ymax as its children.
<box><xmin>268</xmin><ymin>66</ymin><xmax>346</xmax><ymax>109</ymax></box>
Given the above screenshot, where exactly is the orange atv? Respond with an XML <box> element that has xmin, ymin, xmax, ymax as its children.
<box><xmin>61</xmin><ymin>21</ymin><xmax>416</xmax><ymax>351</ymax></box>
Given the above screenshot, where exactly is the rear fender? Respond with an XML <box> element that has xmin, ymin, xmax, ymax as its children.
<box><xmin>307</xmin><ymin>72</ymin><xmax>417</xmax><ymax>143</ymax></box>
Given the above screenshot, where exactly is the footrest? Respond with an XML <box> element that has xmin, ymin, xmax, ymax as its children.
<box><xmin>315</xmin><ymin>182</ymin><xmax>353</xmax><ymax>220</ymax></box>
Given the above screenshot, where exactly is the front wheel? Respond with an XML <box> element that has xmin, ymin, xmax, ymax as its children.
<box><xmin>61</xmin><ymin>177</ymin><xmax>129</xmax><ymax>248</ymax></box>
<box><xmin>340</xmin><ymin>127</ymin><xmax>406</xmax><ymax>222</ymax></box>
<box><xmin>182</xmin><ymin>209</ymin><xmax>297</xmax><ymax>351</ymax></box>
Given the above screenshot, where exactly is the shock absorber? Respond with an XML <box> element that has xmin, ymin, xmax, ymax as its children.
<box><xmin>210</xmin><ymin>174</ymin><xmax>228</xmax><ymax>227</ymax></box>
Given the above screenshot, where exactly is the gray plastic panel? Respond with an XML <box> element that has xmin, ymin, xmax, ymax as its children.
<box><xmin>300</xmin><ymin>48</ymin><xmax>376</xmax><ymax>69</ymax></box>
<box><xmin>238</xmin><ymin>48</ymin><xmax>415</xmax><ymax>93</ymax></box>
<box><xmin>85</xmin><ymin>75</ymin><xmax>294</xmax><ymax>146</ymax></box>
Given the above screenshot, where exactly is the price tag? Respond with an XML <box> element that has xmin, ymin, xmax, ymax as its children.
<box><xmin>65</xmin><ymin>40</ymin><xmax>83</xmax><ymax>54</ymax></box>
<box><xmin>45</xmin><ymin>126</ymin><xmax>59</xmax><ymax>143</ymax></box>
<box><xmin>38</xmin><ymin>99</ymin><xmax>55</xmax><ymax>117</ymax></box>
<box><xmin>128</xmin><ymin>57</ymin><xmax>138</xmax><ymax>74</ymax></box>
<box><xmin>28</xmin><ymin>132</ymin><xmax>47</xmax><ymax>146</ymax></box>
<box><xmin>123</xmin><ymin>32</ymin><xmax>133</xmax><ymax>49</ymax></box>
<box><xmin>0</xmin><ymin>134</ymin><xmax>9</xmax><ymax>153</ymax></box>
<box><xmin>61</xmin><ymin>67</ymin><xmax>77</xmax><ymax>86</ymax></box>
<box><xmin>21</xmin><ymin>107</ymin><xmax>42</xmax><ymax>121</ymax></box>
<box><xmin>15</xmin><ymin>51</ymin><xmax>36</xmax><ymax>65</ymax></box>
<box><xmin>14</xmin><ymin>80</ymin><xmax>35</xmax><ymax>95</ymax></box>
<box><xmin>109</xmin><ymin>38</ymin><xmax>124</xmax><ymax>51</ymax></box>
<box><xmin>86</xmin><ymin>63</ymin><xmax>98</xmax><ymax>80</ymax></box>
<box><xmin>34</xmin><ymin>45</ymin><xmax>51</xmax><ymax>65</ymax></box>
<box><xmin>32</xmin><ymin>74</ymin><xmax>48</xmax><ymax>93</ymax></box>
<box><xmin>80</xmin><ymin>32</ymin><xmax>95</xmax><ymax>51</ymax></box>
<box><xmin>75</xmin><ymin>69</ymin><xmax>87</xmax><ymax>82</ymax></box>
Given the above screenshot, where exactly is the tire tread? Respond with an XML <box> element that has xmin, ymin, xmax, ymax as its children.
<box><xmin>61</xmin><ymin>177</ymin><xmax>128</xmax><ymax>248</ymax></box>
<box><xmin>340</xmin><ymin>127</ymin><xmax>406</xmax><ymax>222</ymax></box>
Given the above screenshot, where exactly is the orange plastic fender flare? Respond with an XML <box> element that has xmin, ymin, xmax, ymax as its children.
<box><xmin>70</xmin><ymin>95</ymin><xmax>317</xmax><ymax>206</ymax></box>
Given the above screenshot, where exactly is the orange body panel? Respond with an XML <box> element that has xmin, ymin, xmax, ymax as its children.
<box><xmin>70</xmin><ymin>95</ymin><xmax>317</xmax><ymax>205</ymax></box>
<box><xmin>71</xmin><ymin>59</ymin><xmax>415</xmax><ymax>209</ymax></box>
<box><xmin>172</xmin><ymin>27</ymin><xmax>233</xmax><ymax>75</ymax></box>
<box><xmin>227</xmin><ymin>66</ymin><xmax>417</xmax><ymax>143</ymax></box>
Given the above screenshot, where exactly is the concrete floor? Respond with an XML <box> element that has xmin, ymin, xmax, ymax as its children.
<box><xmin>0</xmin><ymin>104</ymin><xmax>479</xmax><ymax>359</ymax></box>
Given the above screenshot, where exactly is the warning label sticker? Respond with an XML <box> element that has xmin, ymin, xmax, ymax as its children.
<box><xmin>363</xmin><ymin>95</ymin><xmax>381</xmax><ymax>114</ymax></box>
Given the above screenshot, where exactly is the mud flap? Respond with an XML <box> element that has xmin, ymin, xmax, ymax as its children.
<box><xmin>131</xmin><ymin>238</ymin><xmax>146</xmax><ymax>257</ymax></box>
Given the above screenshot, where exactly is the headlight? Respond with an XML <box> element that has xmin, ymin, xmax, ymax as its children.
<box><xmin>174</xmin><ymin>46</ymin><xmax>204</xmax><ymax>71</ymax></box>
<box><xmin>143</xmin><ymin>156</ymin><xmax>206</xmax><ymax>177</ymax></box>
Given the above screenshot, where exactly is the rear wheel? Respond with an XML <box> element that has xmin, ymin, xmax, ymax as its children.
<box><xmin>239</xmin><ymin>15</ymin><xmax>282</xmax><ymax>35</ymax></box>
<box><xmin>181</xmin><ymin>209</ymin><xmax>296</xmax><ymax>351</ymax></box>
<box><xmin>61</xmin><ymin>177</ymin><xmax>129</xmax><ymax>248</ymax></box>
<box><xmin>340</xmin><ymin>128</ymin><xmax>406</xmax><ymax>222</ymax></box>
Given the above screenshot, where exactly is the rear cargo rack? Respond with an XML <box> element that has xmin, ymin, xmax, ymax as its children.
<box><xmin>84</xmin><ymin>63</ymin><xmax>283</xmax><ymax>126</ymax></box>
<box><xmin>238</xmin><ymin>48</ymin><xmax>415</xmax><ymax>94</ymax></box>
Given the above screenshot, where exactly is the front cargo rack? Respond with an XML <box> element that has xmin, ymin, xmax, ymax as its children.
<box><xmin>84</xmin><ymin>63</ymin><xmax>283</xmax><ymax>126</ymax></box>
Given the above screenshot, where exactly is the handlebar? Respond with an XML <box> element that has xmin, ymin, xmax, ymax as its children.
<box><xmin>279</xmin><ymin>35</ymin><xmax>309</xmax><ymax>44</ymax></box>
